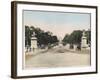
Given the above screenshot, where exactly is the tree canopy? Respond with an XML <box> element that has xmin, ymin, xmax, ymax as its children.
<box><xmin>62</xmin><ymin>30</ymin><xmax>90</xmax><ymax>45</ymax></box>
<box><xmin>25</xmin><ymin>25</ymin><xmax>59</xmax><ymax>48</ymax></box>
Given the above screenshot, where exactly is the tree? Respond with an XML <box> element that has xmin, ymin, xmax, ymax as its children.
<box><xmin>70</xmin><ymin>30</ymin><xmax>82</xmax><ymax>44</ymax></box>
<box><xmin>25</xmin><ymin>25</ymin><xmax>31</xmax><ymax>47</ymax></box>
<box><xmin>62</xmin><ymin>34</ymin><xmax>69</xmax><ymax>45</ymax></box>
<box><xmin>85</xmin><ymin>29</ymin><xmax>91</xmax><ymax>44</ymax></box>
<box><xmin>63</xmin><ymin>30</ymin><xmax>82</xmax><ymax>45</ymax></box>
<box><xmin>26</xmin><ymin>26</ymin><xmax>59</xmax><ymax>48</ymax></box>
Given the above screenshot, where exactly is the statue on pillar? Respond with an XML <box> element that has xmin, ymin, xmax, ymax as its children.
<box><xmin>81</xmin><ymin>30</ymin><xmax>88</xmax><ymax>50</ymax></box>
<box><xmin>31</xmin><ymin>32</ymin><xmax>37</xmax><ymax>52</ymax></box>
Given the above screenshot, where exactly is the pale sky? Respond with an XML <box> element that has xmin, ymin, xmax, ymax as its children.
<box><xmin>23</xmin><ymin>10</ymin><xmax>90</xmax><ymax>39</ymax></box>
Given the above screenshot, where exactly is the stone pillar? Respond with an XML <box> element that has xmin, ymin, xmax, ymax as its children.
<box><xmin>74</xmin><ymin>45</ymin><xmax>77</xmax><ymax>51</ymax></box>
<box><xmin>81</xmin><ymin>30</ymin><xmax>88</xmax><ymax>50</ymax></box>
<box><xmin>31</xmin><ymin>37</ymin><xmax>37</xmax><ymax>50</ymax></box>
<box><xmin>31</xmin><ymin>32</ymin><xmax>38</xmax><ymax>54</ymax></box>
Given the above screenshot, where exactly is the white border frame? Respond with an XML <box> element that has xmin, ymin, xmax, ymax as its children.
<box><xmin>16</xmin><ymin>3</ymin><xmax>97</xmax><ymax>77</ymax></box>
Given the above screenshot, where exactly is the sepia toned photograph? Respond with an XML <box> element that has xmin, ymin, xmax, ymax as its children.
<box><xmin>11</xmin><ymin>1</ymin><xmax>97</xmax><ymax>78</ymax></box>
<box><xmin>24</xmin><ymin>10</ymin><xmax>91</xmax><ymax>69</ymax></box>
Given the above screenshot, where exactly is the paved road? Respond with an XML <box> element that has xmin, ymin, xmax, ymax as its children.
<box><xmin>25</xmin><ymin>47</ymin><xmax>90</xmax><ymax>69</ymax></box>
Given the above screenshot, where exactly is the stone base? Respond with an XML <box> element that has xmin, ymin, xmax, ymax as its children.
<box><xmin>25</xmin><ymin>48</ymin><xmax>38</xmax><ymax>56</ymax></box>
<box><xmin>81</xmin><ymin>47</ymin><xmax>87</xmax><ymax>51</ymax></box>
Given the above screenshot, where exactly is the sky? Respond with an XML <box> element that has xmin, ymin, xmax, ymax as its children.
<box><xmin>23</xmin><ymin>10</ymin><xmax>90</xmax><ymax>39</ymax></box>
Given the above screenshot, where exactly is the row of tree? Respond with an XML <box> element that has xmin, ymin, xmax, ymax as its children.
<box><xmin>25</xmin><ymin>25</ymin><xmax>59</xmax><ymax>48</ymax></box>
<box><xmin>62</xmin><ymin>30</ymin><xmax>91</xmax><ymax>46</ymax></box>
<box><xmin>25</xmin><ymin>25</ymin><xmax>91</xmax><ymax>49</ymax></box>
